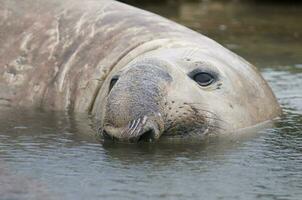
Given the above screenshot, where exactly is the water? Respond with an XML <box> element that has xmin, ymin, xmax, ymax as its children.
<box><xmin>0</xmin><ymin>1</ymin><xmax>302</xmax><ymax>199</ymax></box>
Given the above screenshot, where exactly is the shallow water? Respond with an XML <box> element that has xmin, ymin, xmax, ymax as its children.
<box><xmin>1</xmin><ymin>1</ymin><xmax>302</xmax><ymax>200</ymax></box>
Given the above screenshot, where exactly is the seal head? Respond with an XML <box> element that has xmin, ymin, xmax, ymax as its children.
<box><xmin>98</xmin><ymin>46</ymin><xmax>281</xmax><ymax>142</ymax></box>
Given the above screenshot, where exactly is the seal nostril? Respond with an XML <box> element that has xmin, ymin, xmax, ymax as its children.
<box><xmin>102</xmin><ymin>129</ymin><xmax>115</xmax><ymax>140</ymax></box>
<box><xmin>108</xmin><ymin>75</ymin><xmax>119</xmax><ymax>93</ymax></box>
<box><xmin>138</xmin><ymin>129</ymin><xmax>155</xmax><ymax>142</ymax></box>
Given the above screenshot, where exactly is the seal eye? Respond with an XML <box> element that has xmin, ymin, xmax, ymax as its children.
<box><xmin>193</xmin><ymin>72</ymin><xmax>214</xmax><ymax>87</ymax></box>
<box><xmin>109</xmin><ymin>76</ymin><xmax>119</xmax><ymax>92</ymax></box>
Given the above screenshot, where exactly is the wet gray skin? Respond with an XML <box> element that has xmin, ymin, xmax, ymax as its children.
<box><xmin>0</xmin><ymin>0</ymin><xmax>281</xmax><ymax>143</ymax></box>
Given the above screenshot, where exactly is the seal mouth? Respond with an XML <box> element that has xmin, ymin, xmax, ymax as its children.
<box><xmin>101</xmin><ymin>116</ymin><xmax>162</xmax><ymax>143</ymax></box>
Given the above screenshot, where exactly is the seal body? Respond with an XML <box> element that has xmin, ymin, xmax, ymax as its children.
<box><xmin>0</xmin><ymin>0</ymin><xmax>281</xmax><ymax>141</ymax></box>
<box><xmin>0</xmin><ymin>0</ymin><xmax>205</xmax><ymax>112</ymax></box>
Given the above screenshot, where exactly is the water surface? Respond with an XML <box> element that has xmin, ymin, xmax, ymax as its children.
<box><xmin>1</xmin><ymin>1</ymin><xmax>302</xmax><ymax>200</ymax></box>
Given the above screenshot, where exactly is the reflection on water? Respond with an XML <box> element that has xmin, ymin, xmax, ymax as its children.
<box><xmin>0</xmin><ymin>1</ymin><xmax>302</xmax><ymax>200</ymax></box>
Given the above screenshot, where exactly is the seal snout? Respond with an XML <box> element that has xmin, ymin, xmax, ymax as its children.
<box><xmin>102</xmin><ymin>116</ymin><xmax>162</xmax><ymax>143</ymax></box>
<box><xmin>101</xmin><ymin>63</ymin><xmax>170</xmax><ymax>143</ymax></box>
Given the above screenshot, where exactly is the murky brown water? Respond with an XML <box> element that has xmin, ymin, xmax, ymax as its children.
<box><xmin>1</xmin><ymin>1</ymin><xmax>302</xmax><ymax>199</ymax></box>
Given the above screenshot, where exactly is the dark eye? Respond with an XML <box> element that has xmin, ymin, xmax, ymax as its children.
<box><xmin>109</xmin><ymin>76</ymin><xmax>119</xmax><ymax>92</ymax></box>
<box><xmin>193</xmin><ymin>72</ymin><xmax>214</xmax><ymax>87</ymax></box>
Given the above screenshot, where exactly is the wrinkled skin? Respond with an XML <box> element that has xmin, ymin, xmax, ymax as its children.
<box><xmin>0</xmin><ymin>0</ymin><xmax>281</xmax><ymax>142</ymax></box>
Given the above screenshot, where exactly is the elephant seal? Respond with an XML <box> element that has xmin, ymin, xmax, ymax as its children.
<box><xmin>0</xmin><ymin>0</ymin><xmax>281</xmax><ymax>142</ymax></box>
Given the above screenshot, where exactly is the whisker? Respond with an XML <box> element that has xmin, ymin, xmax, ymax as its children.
<box><xmin>103</xmin><ymin>122</ymin><xmax>114</xmax><ymax>127</ymax></box>
<box><xmin>202</xmin><ymin>115</ymin><xmax>228</xmax><ymax>125</ymax></box>
<box><xmin>129</xmin><ymin>119</ymin><xmax>136</xmax><ymax>130</ymax></box>
<box><xmin>130</xmin><ymin>118</ymin><xmax>141</xmax><ymax>136</ymax></box>
<box><xmin>133</xmin><ymin>116</ymin><xmax>149</xmax><ymax>137</ymax></box>
<box><xmin>206</xmin><ymin>124</ymin><xmax>226</xmax><ymax>131</ymax></box>
<box><xmin>185</xmin><ymin>103</ymin><xmax>228</xmax><ymax>125</ymax></box>
<box><xmin>188</xmin><ymin>106</ymin><xmax>219</xmax><ymax>116</ymax></box>
<box><xmin>121</xmin><ymin>121</ymin><xmax>133</xmax><ymax>137</ymax></box>
<box><xmin>129</xmin><ymin>118</ymin><xmax>141</xmax><ymax>136</ymax></box>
